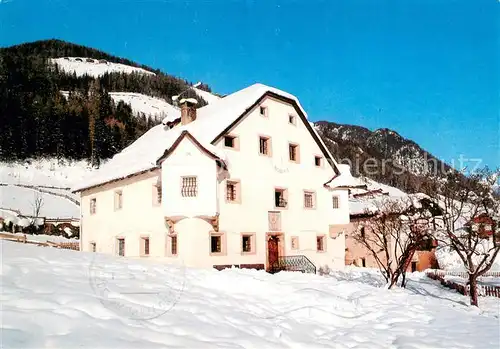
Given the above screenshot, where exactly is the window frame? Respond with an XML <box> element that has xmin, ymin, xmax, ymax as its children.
<box><xmin>116</xmin><ymin>237</ymin><xmax>125</xmax><ymax>256</ymax></box>
<box><xmin>288</xmin><ymin>143</ymin><xmax>300</xmax><ymax>163</ymax></box>
<box><xmin>209</xmin><ymin>231</ymin><xmax>226</xmax><ymax>256</ymax></box>
<box><xmin>274</xmin><ymin>187</ymin><xmax>288</xmax><ymax>209</ymax></box>
<box><xmin>140</xmin><ymin>235</ymin><xmax>150</xmax><ymax>257</ymax></box>
<box><xmin>316</xmin><ymin>235</ymin><xmax>326</xmax><ymax>253</ymax></box>
<box><xmin>314</xmin><ymin>155</ymin><xmax>322</xmax><ymax>167</ymax></box>
<box><xmin>114</xmin><ymin>190</ymin><xmax>123</xmax><ymax>211</ymax></box>
<box><xmin>332</xmin><ymin>195</ymin><xmax>340</xmax><ymax>209</ymax></box>
<box><xmin>181</xmin><ymin>176</ymin><xmax>198</xmax><ymax>198</ymax></box>
<box><xmin>225</xmin><ymin>179</ymin><xmax>241</xmax><ymax>204</ymax></box>
<box><xmin>223</xmin><ymin>134</ymin><xmax>239</xmax><ymax>150</ymax></box>
<box><xmin>259</xmin><ymin>105</ymin><xmax>268</xmax><ymax>117</ymax></box>
<box><xmin>258</xmin><ymin>135</ymin><xmax>272</xmax><ymax>156</ymax></box>
<box><xmin>303</xmin><ymin>190</ymin><xmax>316</xmax><ymax>209</ymax></box>
<box><xmin>152</xmin><ymin>183</ymin><xmax>162</xmax><ymax>206</ymax></box>
<box><xmin>288</xmin><ymin>114</ymin><xmax>296</xmax><ymax>125</ymax></box>
<box><xmin>241</xmin><ymin>232</ymin><xmax>256</xmax><ymax>255</ymax></box>
<box><xmin>90</xmin><ymin>197</ymin><xmax>97</xmax><ymax>215</ymax></box>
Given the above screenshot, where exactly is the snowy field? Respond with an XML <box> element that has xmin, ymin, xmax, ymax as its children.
<box><xmin>2</xmin><ymin>241</ymin><xmax>499</xmax><ymax>349</ymax></box>
<box><xmin>50</xmin><ymin>57</ymin><xmax>155</xmax><ymax>77</ymax></box>
<box><xmin>0</xmin><ymin>158</ymin><xmax>91</xmax><ymax>219</ymax></box>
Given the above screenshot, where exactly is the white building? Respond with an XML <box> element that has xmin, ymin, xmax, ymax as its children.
<box><xmin>73</xmin><ymin>83</ymin><xmax>358</xmax><ymax>272</ymax></box>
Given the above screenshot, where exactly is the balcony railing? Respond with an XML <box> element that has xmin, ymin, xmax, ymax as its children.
<box><xmin>269</xmin><ymin>255</ymin><xmax>317</xmax><ymax>274</ymax></box>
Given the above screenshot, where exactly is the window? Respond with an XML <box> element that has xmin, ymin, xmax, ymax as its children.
<box><xmin>224</xmin><ymin>135</ymin><xmax>238</xmax><ymax>149</ymax></box>
<box><xmin>362</xmin><ymin>258</ymin><xmax>366</xmax><ymax>267</ymax></box>
<box><xmin>114</xmin><ymin>190</ymin><xmax>123</xmax><ymax>210</ymax></box>
<box><xmin>274</xmin><ymin>188</ymin><xmax>287</xmax><ymax>208</ymax></box>
<box><xmin>360</xmin><ymin>227</ymin><xmax>366</xmax><ymax>239</ymax></box>
<box><xmin>315</xmin><ymin>156</ymin><xmax>322</xmax><ymax>167</ymax></box>
<box><xmin>291</xmin><ymin>236</ymin><xmax>299</xmax><ymax>250</ymax></box>
<box><xmin>289</xmin><ymin>143</ymin><xmax>299</xmax><ymax>162</ymax></box>
<box><xmin>289</xmin><ymin>115</ymin><xmax>296</xmax><ymax>125</ymax></box>
<box><xmin>117</xmin><ymin>238</ymin><xmax>125</xmax><ymax>256</ymax></box>
<box><xmin>153</xmin><ymin>184</ymin><xmax>162</xmax><ymax>206</ymax></box>
<box><xmin>260</xmin><ymin>106</ymin><xmax>267</xmax><ymax>117</ymax></box>
<box><xmin>316</xmin><ymin>235</ymin><xmax>325</xmax><ymax>252</ymax></box>
<box><xmin>210</xmin><ymin>234</ymin><xmax>222</xmax><ymax>254</ymax></box>
<box><xmin>181</xmin><ymin>176</ymin><xmax>198</xmax><ymax>197</ymax></box>
<box><xmin>332</xmin><ymin>196</ymin><xmax>340</xmax><ymax>209</ymax></box>
<box><xmin>241</xmin><ymin>233</ymin><xmax>255</xmax><ymax>254</ymax></box>
<box><xmin>90</xmin><ymin>242</ymin><xmax>96</xmax><ymax>252</ymax></box>
<box><xmin>171</xmin><ymin>235</ymin><xmax>177</xmax><ymax>255</ymax></box>
<box><xmin>90</xmin><ymin>198</ymin><xmax>96</xmax><ymax>215</ymax></box>
<box><xmin>141</xmin><ymin>237</ymin><xmax>150</xmax><ymax>256</ymax></box>
<box><xmin>259</xmin><ymin>136</ymin><xmax>271</xmax><ymax>156</ymax></box>
<box><xmin>226</xmin><ymin>180</ymin><xmax>241</xmax><ymax>203</ymax></box>
<box><xmin>304</xmin><ymin>191</ymin><xmax>315</xmax><ymax>209</ymax></box>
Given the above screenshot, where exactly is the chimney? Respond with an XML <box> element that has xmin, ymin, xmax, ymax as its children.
<box><xmin>180</xmin><ymin>98</ymin><xmax>198</xmax><ymax>125</ymax></box>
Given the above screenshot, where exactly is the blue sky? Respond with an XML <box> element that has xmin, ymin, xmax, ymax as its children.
<box><xmin>1</xmin><ymin>0</ymin><xmax>498</xmax><ymax>169</ymax></box>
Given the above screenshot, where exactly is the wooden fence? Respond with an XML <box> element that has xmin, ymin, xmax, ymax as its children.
<box><xmin>426</xmin><ymin>270</ymin><xmax>500</xmax><ymax>298</ymax></box>
<box><xmin>0</xmin><ymin>233</ymin><xmax>79</xmax><ymax>251</ymax></box>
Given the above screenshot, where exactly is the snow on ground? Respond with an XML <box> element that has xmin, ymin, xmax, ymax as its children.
<box><xmin>50</xmin><ymin>57</ymin><xmax>154</xmax><ymax>78</ymax></box>
<box><xmin>2</xmin><ymin>241</ymin><xmax>499</xmax><ymax>349</ymax></box>
<box><xmin>0</xmin><ymin>185</ymin><xmax>79</xmax><ymax>219</ymax></box>
<box><xmin>2</xmin><ymin>232</ymin><xmax>78</xmax><ymax>243</ymax></box>
<box><xmin>193</xmin><ymin>86</ymin><xmax>221</xmax><ymax>104</ymax></box>
<box><xmin>444</xmin><ymin>275</ymin><xmax>500</xmax><ymax>287</ymax></box>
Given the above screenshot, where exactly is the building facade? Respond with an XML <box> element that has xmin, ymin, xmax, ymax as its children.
<box><xmin>74</xmin><ymin>84</ymin><xmax>356</xmax><ymax>272</ymax></box>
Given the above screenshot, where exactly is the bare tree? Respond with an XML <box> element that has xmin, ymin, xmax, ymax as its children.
<box><xmin>424</xmin><ymin>167</ymin><xmax>500</xmax><ymax>306</ymax></box>
<box><xmin>29</xmin><ymin>191</ymin><xmax>44</xmax><ymax>231</ymax></box>
<box><xmin>353</xmin><ymin>197</ymin><xmax>435</xmax><ymax>289</ymax></box>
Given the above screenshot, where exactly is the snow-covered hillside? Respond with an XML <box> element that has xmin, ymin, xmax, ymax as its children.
<box><xmin>109</xmin><ymin>92</ymin><xmax>180</xmax><ymax>120</ymax></box>
<box><xmin>0</xmin><ymin>159</ymin><xmax>92</xmax><ymax>219</ymax></box>
<box><xmin>50</xmin><ymin>57</ymin><xmax>155</xmax><ymax>77</ymax></box>
<box><xmin>2</xmin><ymin>241</ymin><xmax>498</xmax><ymax>348</ymax></box>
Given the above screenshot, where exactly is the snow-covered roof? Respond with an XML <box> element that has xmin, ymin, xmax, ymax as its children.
<box><xmin>324</xmin><ymin>164</ymin><xmax>366</xmax><ymax>189</ymax></box>
<box><xmin>73</xmin><ymin>83</ymin><xmax>337</xmax><ymax>192</ymax></box>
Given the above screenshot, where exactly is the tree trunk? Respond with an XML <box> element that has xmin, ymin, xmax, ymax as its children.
<box><xmin>469</xmin><ymin>274</ymin><xmax>479</xmax><ymax>307</ymax></box>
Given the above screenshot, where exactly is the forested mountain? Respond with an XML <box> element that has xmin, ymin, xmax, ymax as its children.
<box><xmin>0</xmin><ymin>39</ymin><xmax>208</xmax><ymax>166</ymax></box>
<box><xmin>315</xmin><ymin>121</ymin><xmax>453</xmax><ymax>193</ymax></box>
<box><xmin>1</xmin><ymin>39</ymin><xmax>454</xmax><ymax>194</ymax></box>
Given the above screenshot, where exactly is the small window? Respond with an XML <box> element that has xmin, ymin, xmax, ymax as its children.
<box><xmin>171</xmin><ymin>235</ymin><xmax>177</xmax><ymax>255</ymax></box>
<box><xmin>360</xmin><ymin>227</ymin><xmax>366</xmax><ymax>239</ymax></box>
<box><xmin>304</xmin><ymin>191</ymin><xmax>315</xmax><ymax>209</ymax></box>
<box><xmin>316</xmin><ymin>235</ymin><xmax>325</xmax><ymax>252</ymax></box>
<box><xmin>315</xmin><ymin>156</ymin><xmax>322</xmax><ymax>167</ymax></box>
<box><xmin>289</xmin><ymin>115</ymin><xmax>296</xmax><ymax>125</ymax></box>
<box><xmin>259</xmin><ymin>136</ymin><xmax>271</xmax><ymax>156</ymax></box>
<box><xmin>114</xmin><ymin>190</ymin><xmax>123</xmax><ymax>210</ymax></box>
<box><xmin>260</xmin><ymin>106</ymin><xmax>267</xmax><ymax>117</ymax></box>
<box><xmin>90</xmin><ymin>242</ymin><xmax>96</xmax><ymax>252</ymax></box>
<box><xmin>90</xmin><ymin>198</ymin><xmax>96</xmax><ymax>215</ymax></box>
<box><xmin>289</xmin><ymin>143</ymin><xmax>299</xmax><ymax>162</ymax></box>
<box><xmin>153</xmin><ymin>184</ymin><xmax>162</xmax><ymax>206</ymax></box>
<box><xmin>181</xmin><ymin>176</ymin><xmax>198</xmax><ymax>197</ymax></box>
<box><xmin>241</xmin><ymin>234</ymin><xmax>255</xmax><ymax>253</ymax></box>
<box><xmin>291</xmin><ymin>236</ymin><xmax>299</xmax><ymax>250</ymax></box>
<box><xmin>274</xmin><ymin>188</ymin><xmax>287</xmax><ymax>208</ymax></box>
<box><xmin>211</xmin><ymin>234</ymin><xmax>222</xmax><ymax>254</ymax></box>
<box><xmin>332</xmin><ymin>196</ymin><xmax>340</xmax><ymax>209</ymax></box>
<box><xmin>141</xmin><ymin>237</ymin><xmax>150</xmax><ymax>256</ymax></box>
<box><xmin>117</xmin><ymin>238</ymin><xmax>125</xmax><ymax>256</ymax></box>
<box><xmin>226</xmin><ymin>180</ymin><xmax>240</xmax><ymax>203</ymax></box>
<box><xmin>362</xmin><ymin>258</ymin><xmax>366</xmax><ymax>267</ymax></box>
<box><xmin>224</xmin><ymin>135</ymin><xmax>237</xmax><ymax>149</ymax></box>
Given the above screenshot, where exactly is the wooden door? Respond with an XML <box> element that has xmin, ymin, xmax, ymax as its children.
<box><xmin>267</xmin><ymin>235</ymin><xmax>279</xmax><ymax>269</ymax></box>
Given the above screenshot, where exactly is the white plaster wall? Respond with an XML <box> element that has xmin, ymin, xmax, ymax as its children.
<box><xmin>161</xmin><ymin>137</ymin><xmax>218</xmax><ymax>218</ymax></box>
<box><xmin>213</xmin><ymin>95</ymin><xmax>349</xmax><ymax>270</ymax></box>
<box><xmin>80</xmin><ymin>170</ymin><xmax>171</xmax><ymax>259</ymax></box>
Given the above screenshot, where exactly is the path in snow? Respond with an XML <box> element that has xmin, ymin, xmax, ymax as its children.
<box><xmin>2</xmin><ymin>241</ymin><xmax>499</xmax><ymax>349</ymax></box>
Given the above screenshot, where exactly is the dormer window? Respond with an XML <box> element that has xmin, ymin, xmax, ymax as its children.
<box><xmin>260</xmin><ymin>106</ymin><xmax>268</xmax><ymax>117</ymax></box>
